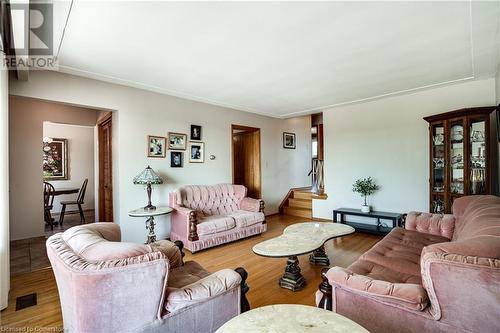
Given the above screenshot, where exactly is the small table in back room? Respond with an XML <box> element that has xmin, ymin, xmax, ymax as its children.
<box><xmin>333</xmin><ymin>208</ymin><xmax>404</xmax><ymax>235</ymax></box>
<box><xmin>128</xmin><ymin>206</ymin><xmax>173</xmax><ymax>244</ymax></box>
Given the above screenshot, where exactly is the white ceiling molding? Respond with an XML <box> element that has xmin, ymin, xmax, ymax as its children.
<box><xmin>53</xmin><ymin>1</ymin><xmax>500</xmax><ymax>118</ymax></box>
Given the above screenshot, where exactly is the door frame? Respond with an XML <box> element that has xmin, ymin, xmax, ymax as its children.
<box><xmin>231</xmin><ymin>124</ymin><xmax>262</xmax><ymax>198</ymax></box>
<box><xmin>97</xmin><ymin>112</ymin><xmax>113</xmax><ymax>222</ymax></box>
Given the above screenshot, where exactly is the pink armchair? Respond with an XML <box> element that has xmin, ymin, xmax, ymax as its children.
<box><xmin>316</xmin><ymin>195</ymin><xmax>500</xmax><ymax>333</ymax></box>
<box><xmin>169</xmin><ymin>184</ymin><xmax>266</xmax><ymax>253</ymax></box>
<box><xmin>46</xmin><ymin>223</ymin><xmax>249</xmax><ymax>333</ymax></box>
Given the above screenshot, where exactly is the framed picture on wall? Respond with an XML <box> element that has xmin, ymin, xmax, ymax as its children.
<box><xmin>43</xmin><ymin>137</ymin><xmax>68</xmax><ymax>180</ymax></box>
<box><xmin>189</xmin><ymin>141</ymin><xmax>204</xmax><ymax>163</ymax></box>
<box><xmin>170</xmin><ymin>151</ymin><xmax>183</xmax><ymax>167</ymax></box>
<box><xmin>147</xmin><ymin>135</ymin><xmax>166</xmax><ymax>158</ymax></box>
<box><xmin>168</xmin><ymin>132</ymin><xmax>187</xmax><ymax>150</ymax></box>
<box><xmin>190</xmin><ymin>125</ymin><xmax>202</xmax><ymax>140</ymax></box>
<box><xmin>283</xmin><ymin>132</ymin><xmax>296</xmax><ymax>149</ymax></box>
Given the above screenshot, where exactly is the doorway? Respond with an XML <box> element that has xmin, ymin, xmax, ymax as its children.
<box><xmin>97</xmin><ymin>112</ymin><xmax>114</xmax><ymax>222</ymax></box>
<box><xmin>311</xmin><ymin>113</ymin><xmax>324</xmax><ymax>194</ymax></box>
<box><xmin>232</xmin><ymin>124</ymin><xmax>261</xmax><ymax>198</ymax></box>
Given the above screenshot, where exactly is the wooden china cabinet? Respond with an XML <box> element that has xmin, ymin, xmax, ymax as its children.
<box><xmin>424</xmin><ymin>106</ymin><xmax>498</xmax><ymax>214</ymax></box>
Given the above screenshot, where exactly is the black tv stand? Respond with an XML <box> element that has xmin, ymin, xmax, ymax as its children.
<box><xmin>333</xmin><ymin>208</ymin><xmax>404</xmax><ymax>235</ymax></box>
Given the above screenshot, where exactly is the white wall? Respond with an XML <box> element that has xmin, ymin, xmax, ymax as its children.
<box><xmin>9</xmin><ymin>71</ymin><xmax>311</xmax><ymax>243</ymax></box>
<box><xmin>313</xmin><ymin>78</ymin><xmax>497</xmax><ymax>219</ymax></box>
<box><xmin>0</xmin><ymin>52</ymin><xmax>10</xmax><ymax>310</ymax></box>
<box><xmin>43</xmin><ymin>122</ymin><xmax>95</xmax><ymax>213</ymax></box>
<box><xmin>9</xmin><ymin>97</ymin><xmax>98</xmax><ymax>240</ymax></box>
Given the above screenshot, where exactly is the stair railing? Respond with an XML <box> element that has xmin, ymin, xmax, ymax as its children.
<box><xmin>311</xmin><ymin>159</ymin><xmax>324</xmax><ymax>195</ymax></box>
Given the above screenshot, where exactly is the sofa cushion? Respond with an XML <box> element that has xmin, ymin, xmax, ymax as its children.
<box><xmin>229</xmin><ymin>210</ymin><xmax>265</xmax><ymax>228</ymax></box>
<box><xmin>348</xmin><ymin>259</ymin><xmax>422</xmax><ymax>284</ymax></box>
<box><xmin>405</xmin><ymin>212</ymin><xmax>455</xmax><ymax>240</ymax></box>
<box><xmin>197</xmin><ymin>215</ymin><xmax>236</xmax><ymax>236</ymax></box>
<box><xmin>168</xmin><ymin>261</ymin><xmax>210</xmax><ymax>288</ymax></box>
<box><xmin>165</xmin><ymin>267</ymin><xmax>241</xmax><ymax>313</ymax></box>
<box><xmin>357</xmin><ymin>228</ymin><xmax>449</xmax><ymax>280</ymax></box>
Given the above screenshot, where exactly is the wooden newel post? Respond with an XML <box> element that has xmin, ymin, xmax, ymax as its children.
<box><xmin>188</xmin><ymin>211</ymin><xmax>198</xmax><ymax>241</ymax></box>
<box><xmin>259</xmin><ymin>201</ymin><xmax>266</xmax><ymax>224</ymax></box>
<box><xmin>318</xmin><ymin>267</ymin><xmax>332</xmax><ymax>311</ymax></box>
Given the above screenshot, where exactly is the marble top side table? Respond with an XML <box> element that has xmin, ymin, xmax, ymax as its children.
<box><xmin>215</xmin><ymin>304</ymin><xmax>369</xmax><ymax>333</ymax></box>
<box><xmin>252</xmin><ymin>222</ymin><xmax>354</xmax><ymax>291</ymax></box>
<box><xmin>128</xmin><ymin>206</ymin><xmax>173</xmax><ymax>244</ymax></box>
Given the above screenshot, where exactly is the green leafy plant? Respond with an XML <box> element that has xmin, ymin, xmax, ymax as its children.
<box><xmin>352</xmin><ymin>177</ymin><xmax>380</xmax><ymax>205</ymax></box>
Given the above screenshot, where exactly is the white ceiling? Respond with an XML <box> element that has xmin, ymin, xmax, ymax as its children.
<box><xmin>52</xmin><ymin>1</ymin><xmax>500</xmax><ymax>118</ymax></box>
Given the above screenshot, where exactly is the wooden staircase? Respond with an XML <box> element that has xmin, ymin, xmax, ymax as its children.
<box><xmin>280</xmin><ymin>189</ymin><xmax>327</xmax><ymax>219</ymax></box>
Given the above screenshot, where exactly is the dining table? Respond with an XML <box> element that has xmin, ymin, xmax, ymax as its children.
<box><xmin>53</xmin><ymin>187</ymin><xmax>80</xmax><ymax>196</ymax></box>
<box><xmin>44</xmin><ymin>186</ymin><xmax>80</xmax><ymax>225</ymax></box>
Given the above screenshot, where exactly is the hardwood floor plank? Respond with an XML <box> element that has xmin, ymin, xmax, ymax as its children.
<box><xmin>1</xmin><ymin>214</ymin><xmax>381</xmax><ymax>330</ymax></box>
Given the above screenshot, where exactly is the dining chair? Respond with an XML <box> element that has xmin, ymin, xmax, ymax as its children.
<box><xmin>43</xmin><ymin>182</ymin><xmax>56</xmax><ymax>230</ymax></box>
<box><xmin>59</xmin><ymin>179</ymin><xmax>88</xmax><ymax>226</ymax></box>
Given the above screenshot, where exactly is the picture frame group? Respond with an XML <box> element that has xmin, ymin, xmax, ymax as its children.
<box><xmin>146</xmin><ymin>125</ymin><xmax>205</xmax><ymax>166</ymax></box>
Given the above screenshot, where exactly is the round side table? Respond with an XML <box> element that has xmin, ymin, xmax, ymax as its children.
<box><xmin>128</xmin><ymin>206</ymin><xmax>173</xmax><ymax>244</ymax></box>
<box><xmin>216</xmin><ymin>304</ymin><xmax>368</xmax><ymax>333</ymax></box>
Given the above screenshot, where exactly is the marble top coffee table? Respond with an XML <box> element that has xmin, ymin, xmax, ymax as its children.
<box><xmin>253</xmin><ymin>222</ymin><xmax>354</xmax><ymax>291</ymax></box>
<box><xmin>216</xmin><ymin>304</ymin><xmax>368</xmax><ymax>333</ymax></box>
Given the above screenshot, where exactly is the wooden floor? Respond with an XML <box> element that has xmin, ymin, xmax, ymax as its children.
<box><xmin>0</xmin><ymin>214</ymin><xmax>381</xmax><ymax>330</ymax></box>
<box><xmin>10</xmin><ymin>210</ymin><xmax>95</xmax><ymax>275</ymax></box>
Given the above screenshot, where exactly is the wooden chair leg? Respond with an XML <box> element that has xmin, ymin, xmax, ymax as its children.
<box><xmin>59</xmin><ymin>204</ymin><xmax>66</xmax><ymax>226</ymax></box>
<box><xmin>45</xmin><ymin>209</ymin><xmax>53</xmax><ymax>230</ymax></box>
<box><xmin>78</xmin><ymin>204</ymin><xmax>85</xmax><ymax>224</ymax></box>
<box><xmin>235</xmin><ymin>267</ymin><xmax>250</xmax><ymax>313</ymax></box>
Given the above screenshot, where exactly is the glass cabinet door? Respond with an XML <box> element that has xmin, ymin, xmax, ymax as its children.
<box><xmin>469</xmin><ymin>119</ymin><xmax>487</xmax><ymax>194</ymax></box>
<box><xmin>449</xmin><ymin>119</ymin><xmax>464</xmax><ymax>195</ymax></box>
<box><xmin>431</xmin><ymin>123</ymin><xmax>445</xmax><ymax>213</ymax></box>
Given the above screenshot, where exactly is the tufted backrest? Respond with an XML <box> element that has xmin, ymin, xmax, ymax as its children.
<box><xmin>61</xmin><ymin>223</ymin><xmax>154</xmax><ymax>261</ymax></box>
<box><xmin>173</xmin><ymin>184</ymin><xmax>247</xmax><ymax>216</ymax></box>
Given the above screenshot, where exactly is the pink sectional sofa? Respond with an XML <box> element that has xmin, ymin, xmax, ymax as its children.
<box><xmin>46</xmin><ymin>223</ymin><xmax>249</xmax><ymax>333</ymax></box>
<box><xmin>169</xmin><ymin>184</ymin><xmax>266</xmax><ymax>253</ymax></box>
<box><xmin>316</xmin><ymin>195</ymin><xmax>500</xmax><ymax>333</ymax></box>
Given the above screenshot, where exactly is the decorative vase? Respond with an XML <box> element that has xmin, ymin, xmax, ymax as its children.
<box><xmin>361</xmin><ymin>205</ymin><xmax>371</xmax><ymax>213</ymax></box>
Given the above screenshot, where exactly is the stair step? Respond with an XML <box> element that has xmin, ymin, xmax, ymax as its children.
<box><xmin>288</xmin><ymin>198</ymin><xmax>312</xmax><ymax>209</ymax></box>
<box><xmin>284</xmin><ymin>207</ymin><xmax>312</xmax><ymax>219</ymax></box>
<box><xmin>294</xmin><ymin>191</ymin><xmax>313</xmax><ymax>200</ymax></box>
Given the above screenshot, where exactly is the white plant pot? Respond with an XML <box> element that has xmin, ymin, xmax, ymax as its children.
<box><xmin>361</xmin><ymin>205</ymin><xmax>371</xmax><ymax>213</ymax></box>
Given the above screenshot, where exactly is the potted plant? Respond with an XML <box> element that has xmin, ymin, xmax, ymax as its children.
<box><xmin>352</xmin><ymin>177</ymin><xmax>380</xmax><ymax>213</ymax></box>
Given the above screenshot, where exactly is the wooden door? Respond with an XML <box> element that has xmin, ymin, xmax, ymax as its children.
<box><xmin>232</xmin><ymin>125</ymin><xmax>261</xmax><ymax>198</ymax></box>
<box><xmin>98</xmin><ymin>113</ymin><xmax>113</xmax><ymax>221</ymax></box>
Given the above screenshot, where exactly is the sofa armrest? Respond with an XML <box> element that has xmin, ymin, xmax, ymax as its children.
<box><xmin>171</xmin><ymin>205</ymin><xmax>199</xmax><ymax>242</ymax></box>
<box><xmin>239</xmin><ymin>197</ymin><xmax>265</xmax><ymax>213</ymax></box>
<box><xmin>405</xmin><ymin>212</ymin><xmax>455</xmax><ymax>239</ymax></box>
<box><xmin>420</xmin><ymin>240</ymin><xmax>500</xmax><ymax>327</ymax></box>
<box><xmin>150</xmin><ymin>240</ymin><xmax>184</xmax><ymax>268</ymax></box>
<box><xmin>165</xmin><ymin>268</ymin><xmax>243</xmax><ymax>313</ymax></box>
<box><xmin>318</xmin><ymin>266</ymin><xmax>429</xmax><ymax>311</ymax></box>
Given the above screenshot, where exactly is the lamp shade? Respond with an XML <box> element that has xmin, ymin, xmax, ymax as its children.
<box><xmin>133</xmin><ymin>166</ymin><xmax>163</xmax><ymax>185</ymax></box>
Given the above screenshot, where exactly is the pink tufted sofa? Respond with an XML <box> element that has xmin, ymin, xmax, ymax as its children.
<box><xmin>316</xmin><ymin>195</ymin><xmax>500</xmax><ymax>333</ymax></box>
<box><xmin>169</xmin><ymin>184</ymin><xmax>266</xmax><ymax>253</ymax></box>
<box><xmin>46</xmin><ymin>223</ymin><xmax>249</xmax><ymax>333</ymax></box>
